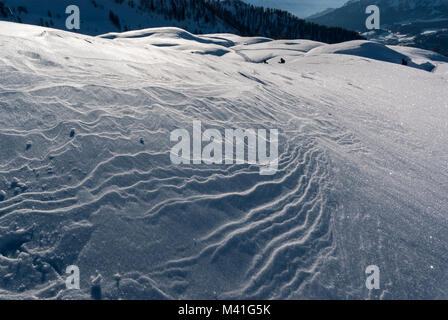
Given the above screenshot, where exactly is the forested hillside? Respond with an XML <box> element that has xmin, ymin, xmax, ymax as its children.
<box><xmin>0</xmin><ymin>0</ymin><xmax>363</xmax><ymax>42</ymax></box>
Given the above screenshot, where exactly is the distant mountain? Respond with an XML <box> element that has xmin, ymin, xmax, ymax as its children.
<box><xmin>306</xmin><ymin>8</ymin><xmax>336</xmax><ymax>20</ymax></box>
<box><xmin>0</xmin><ymin>0</ymin><xmax>362</xmax><ymax>43</ymax></box>
<box><xmin>308</xmin><ymin>0</ymin><xmax>448</xmax><ymax>55</ymax></box>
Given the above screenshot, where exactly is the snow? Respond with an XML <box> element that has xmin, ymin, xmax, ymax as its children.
<box><xmin>0</xmin><ymin>21</ymin><xmax>448</xmax><ymax>299</ymax></box>
<box><xmin>307</xmin><ymin>40</ymin><xmax>438</xmax><ymax>71</ymax></box>
<box><xmin>390</xmin><ymin>45</ymin><xmax>448</xmax><ymax>75</ymax></box>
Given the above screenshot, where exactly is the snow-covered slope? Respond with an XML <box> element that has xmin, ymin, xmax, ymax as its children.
<box><xmin>307</xmin><ymin>40</ymin><xmax>439</xmax><ymax>71</ymax></box>
<box><xmin>0</xmin><ymin>21</ymin><xmax>448</xmax><ymax>299</ymax></box>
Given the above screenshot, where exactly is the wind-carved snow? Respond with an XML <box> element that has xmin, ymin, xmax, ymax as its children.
<box><xmin>0</xmin><ymin>21</ymin><xmax>448</xmax><ymax>299</ymax></box>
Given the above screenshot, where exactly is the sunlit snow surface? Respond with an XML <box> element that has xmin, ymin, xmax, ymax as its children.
<box><xmin>0</xmin><ymin>22</ymin><xmax>448</xmax><ymax>299</ymax></box>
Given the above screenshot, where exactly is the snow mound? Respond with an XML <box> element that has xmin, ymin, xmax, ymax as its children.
<box><xmin>97</xmin><ymin>27</ymin><xmax>325</xmax><ymax>62</ymax></box>
<box><xmin>233</xmin><ymin>39</ymin><xmax>326</xmax><ymax>63</ymax></box>
<box><xmin>99</xmin><ymin>27</ymin><xmax>230</xmax><ymax>46</ymax></box>
<box><xmin>389</xmin><ymin>45</ymin><xmax>448</xmax><ymax>75</ymax></box>
<box><xmin>389</xmin><ymin>45</ymin><xmax>448</xmax><ymax>63</ymax></box>
<box><xmin>308</xmin><ymin>40</ymin><xmax>436</xmax><ymax>71</ymax></box>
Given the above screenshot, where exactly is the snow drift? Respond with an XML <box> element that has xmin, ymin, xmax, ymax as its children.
<box><xmin>0</xmin><ymin>21</ymin><xmax>448</xmax><ymax>299</ymax></box>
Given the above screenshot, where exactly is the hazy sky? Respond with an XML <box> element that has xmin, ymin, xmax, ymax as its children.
<box><xmin>243</xmin><ymin>0</ymin><xmax>349</xmax><ymax>18</ymax></box>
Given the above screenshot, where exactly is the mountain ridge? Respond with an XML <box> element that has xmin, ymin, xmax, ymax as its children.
<box><xmin>0</xmin><ymin>0</ymin><xmax>363</xmax><ymax>43</ymax></box>
<box><xmin>308</xmin><ymin>0</ymin><xmax>448</xmax><ymax>55</ymax></box>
